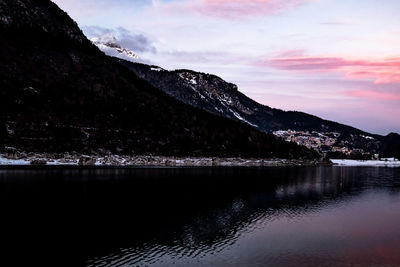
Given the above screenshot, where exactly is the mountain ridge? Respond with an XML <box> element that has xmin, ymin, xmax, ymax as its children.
<box><xmin>115</xmin><ymin>58</ymin><xmax>398</xmax><ymax>158</ymax></box>
<box><xmin>118</xmin><ymin>61</ymin><xmax>370</xmax><ymax>133</ymax></box>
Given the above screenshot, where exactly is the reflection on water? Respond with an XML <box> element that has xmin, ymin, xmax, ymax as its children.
<box><xmin>0</xmin><ymin>167</ymin><xmax>399</xmax><ymax>266</ymax></box>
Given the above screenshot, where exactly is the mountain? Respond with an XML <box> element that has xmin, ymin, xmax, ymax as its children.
<box><xmin>119</xmin><ymin>61</ymin><xmax>363</xmax><ymax>133</ymax></box>
<box><xmin>0</xmin><ymin>0</ymin><xmax>317</xmax><ymax>159</ymax></box>
<box><xmin>115</xmin><ymin>59</ymin><xmax>399</xmax><ymax>159</ymax></box>
<box><xmin>380</xmin><ymin>133</ymin><xmax>400</xmax><ymax>158</ymax></box>
<box><xmin>91</xmin><ymin>40</ymin><xmax>373</xmax><ymax>138</ymax></box>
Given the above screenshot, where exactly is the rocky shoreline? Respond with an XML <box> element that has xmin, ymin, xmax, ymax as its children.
<box><xmin>0</xmin><ymin>150</ymin><xmax>326</xmax><ymax>167</ymax></box>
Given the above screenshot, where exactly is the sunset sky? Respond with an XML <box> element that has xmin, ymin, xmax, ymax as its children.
<box><xmin>53</xmin><ymin>0</ymin><xmax>400</xmax><ymax>135</ymax></box>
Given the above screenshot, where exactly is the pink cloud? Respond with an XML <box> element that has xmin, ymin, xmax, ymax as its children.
<box><xmin>347</xmin><ymin>90</ymin><xmax>400</xmax><ymax>101</ymax></box>
<box><xmin>264</xmin><ymin>53</ymin><xmax>400</xmax><ymax>85</ymax></box>
<box><xmin>346</xmin><ymin>71</ymin><xmax>400</xmax><ymax>85</ymax></box>
<box><xmin>160</xmin><ymin>0</ymin><xmax>313</xmax><ymax>19</ymax></box>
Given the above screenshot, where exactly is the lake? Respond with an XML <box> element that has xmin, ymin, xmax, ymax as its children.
<box><xmin>0</xmin><ymin>166</ymin><xmax>399</xmax><ymax>266</ymax></box>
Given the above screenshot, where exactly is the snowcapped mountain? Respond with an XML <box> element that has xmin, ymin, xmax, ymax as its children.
<box><xmin>90</xmin><ymin>34</ymin><xmax>139</xmax><ymax>61</ymax></box>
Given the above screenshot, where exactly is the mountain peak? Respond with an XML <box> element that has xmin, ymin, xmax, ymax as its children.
<box><xmin>90</xmin><ymin>34</ymin><xmax>139</xmax><ymax>60</ymax></box>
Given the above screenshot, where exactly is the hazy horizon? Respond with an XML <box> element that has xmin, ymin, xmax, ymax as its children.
<box><xmin>53</xmin><ymin>0</ymin><xmax>400</xmax><ymax>135</ymax></box>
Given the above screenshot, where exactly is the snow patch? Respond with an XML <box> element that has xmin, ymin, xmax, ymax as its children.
<box><xmin>360</xmin><ymin>135</ymin><xmax>375</xmax><ymax>140</ymax></box>
<box><xmin>178</xmin><ymin>73</ymin><xmax>197</xmax><ymax>85</ymax></box>
<box><xmin>0</xmin><ymin>154</ymin><xmax>79</xmax><ymax>166</ymax></box>
<box><xmin>0</xmin><ymin>155</ymin><xmax>30</xmax><ymax>165</ymax></box>
<box><xmin>198</xmin><ymin>93</ymin><xmax>206</xmax><ymax>99</ymax></box>
<box><xmin>151</xmin><ymin>67</ymin><xmax>164</xmax><ymax>72</ymax></box>
<box><xmin>214</xmin><ymin>107</ymin><xmax>224</xmax><ymax>113</ymax></box>
<box><xmin>229</xmin><ymin>109</ymin><xmax>258</xmax><ymax>128</ymax></box>
<box><xmin>331</xmin><ymin>159</ymin><xmax>400</xmax><ymax>167</ymax></box>
<box><xmin>218</xmin><ymin>94</ymin><xmax>233</xmax><ymax>105</ymax></box>
<box><xmin>46</xmin><ymin>159</ymin><xmax>79</xmax><ymax>166</ymax></box>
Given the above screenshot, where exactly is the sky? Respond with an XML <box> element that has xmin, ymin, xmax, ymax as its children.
<box><xmin>52</xmin><ymin>0</ymin><xmax>400</xmax><ymax>135</ymax></box>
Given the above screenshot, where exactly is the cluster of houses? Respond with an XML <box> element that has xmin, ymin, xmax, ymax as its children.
<box><xmin>273</xmin><ymin>130</ymin><xmax>375</xmax><ymax>158</ymax></box>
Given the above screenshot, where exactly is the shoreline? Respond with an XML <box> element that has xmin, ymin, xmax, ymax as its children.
<box><xmin>1</xmin><ymin>153</ymin><xmax>399</xmax><ymax>168</ymax></box>
<box><xmin>330</xmin><ymin>159</ymin><xmax>400</xmax><ymax>167</ymax></box>
<box><xmin>0</xmin><ymin>153</ymin><xmax>324</xmax><ymax>167</ymax></box>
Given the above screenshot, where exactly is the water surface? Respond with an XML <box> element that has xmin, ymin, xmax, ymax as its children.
<box><xmin>0</xmin><ymin>167</ymin><xmax>399</xmax><ymax>266</ymax></box>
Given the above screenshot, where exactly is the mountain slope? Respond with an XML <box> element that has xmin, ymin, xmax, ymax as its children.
<box><xmin>380</xmin><ymin>133</ymin><xmax>400</xmax><ymax>158</ymax></box>
<box><xmin>117</xmin><ymin>60</ymin><xmax>399</xmax><ymax>158</ymax></box>
<box><xmin>119</xmin><ymin>61</ymin><xmax>367</xmax><ymax>134</ymax></box>
<box><xmin>0</xmin><ymin>0</ymin><xmax>317</xmax><ymax>159</ymax></box>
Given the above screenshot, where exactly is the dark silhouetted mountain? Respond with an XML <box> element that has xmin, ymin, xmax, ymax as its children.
<box><xmin>117</xmin><ymin>60</ymin><xmax>399</xmax><ymax>158</ymax></box>
<box><xmin>380</xmin><ymin>133</ymin><xmax>400</xmax><ymax>158</ymax></box>
<box><xmin>0</xmin><ymin>0</ymin><xmax>318</xmax><ymax>159</ymax></box>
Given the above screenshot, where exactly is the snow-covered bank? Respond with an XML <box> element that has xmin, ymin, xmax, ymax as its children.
<box><xmin>0</xmin><ymin>157</ymin><xmax>31</xmax><ymax>165</ymax></box>
<box><xmin>0</xmin><ymin>153</ymin><xmax>322</xmax><ymax>167</ymax></box>
<box><xmin>0</xmin><ymin>155</ymin><xmax>78</xmax><ymax>166</ymax></box>
<box><xmin>331</xmin><ymin>159</ymin><xmax>400</xmax><ymax>167</ymax></box>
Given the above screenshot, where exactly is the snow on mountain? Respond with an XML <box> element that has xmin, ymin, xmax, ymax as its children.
<box><xmin>90</xmin><ymin>34</ymin><xmax>140</xmax><ymax>61</ymax></box>
<box><xmin>175</xmin><ymin>70</ymin><xmax>259</xmax><ymax>127</ymax></box>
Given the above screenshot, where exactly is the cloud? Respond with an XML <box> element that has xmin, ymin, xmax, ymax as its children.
<box><xmin>346</xmin><ymin>90</ymin><xmax>400</xmax><ymax>101</ymax></box>
<box><xmin>158</xmin><ymin>0</ymin><xmax>313</xmax><ymax>19</ymax></box>
<box><xmin>161</xmin><ymin>50</ymin><xmax>248</xmax><ymax>66</ymax></box>
<box><xmin>83</xmin><ymin>26</ymin><xmax>156</xmax><ymax>53</ymax></box>
<box><xmin>319</xmin><ymin>20</ymin><xmax>354</xmax><ymax>26</ymax></box>
<box><xmin>262</xmin><ymin>52</ymin><xmax>400</xmax><ymax>85</ymax></box>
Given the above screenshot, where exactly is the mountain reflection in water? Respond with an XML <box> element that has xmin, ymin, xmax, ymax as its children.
<box><xmin>0</xmin><ymin>167</ymin><xmax>399</xmax><ymax>266</ymax></box>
